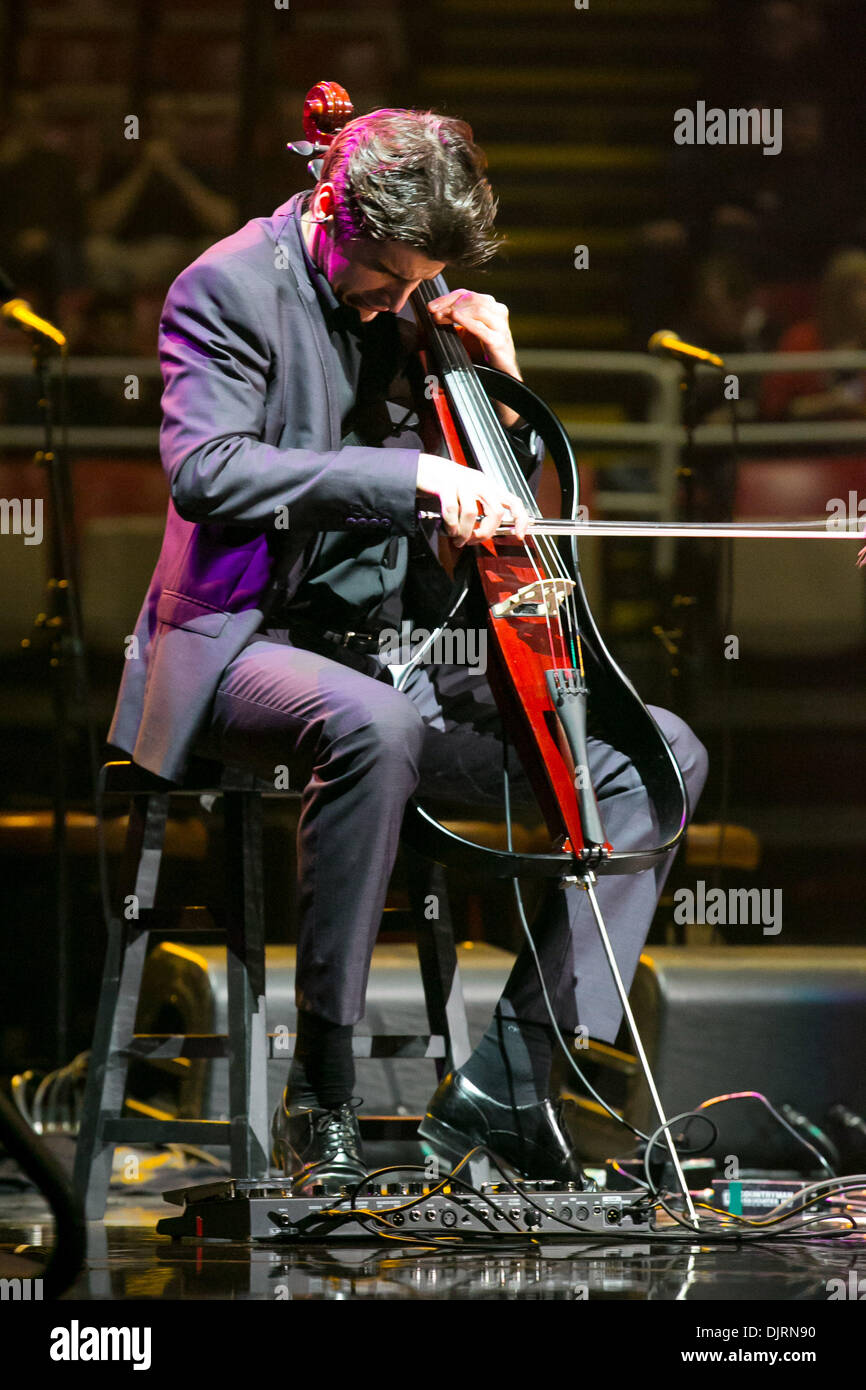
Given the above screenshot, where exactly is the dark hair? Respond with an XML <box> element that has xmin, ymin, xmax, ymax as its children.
<box><xmin>318</xmin><ymin>108</ymin><xmax>500</xmax><ymax>267</ymax></box>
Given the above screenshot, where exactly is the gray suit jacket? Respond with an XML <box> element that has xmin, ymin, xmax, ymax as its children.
<box><xmin>108</xmin><ymin>192</ymin><xmax>541</xmax><ymax>783</ymax></box>
<box><xmin>108</xmin><ymin>193</ymin><xmax>424</xmax><ymax>781</ymax></box>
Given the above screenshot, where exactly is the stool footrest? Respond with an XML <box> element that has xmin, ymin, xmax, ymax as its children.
<box><xmin>124</xmin><ymin>1032</ymin><xmax>448</xmax><ymax>1060</ymax></box>
<box><xmin>124</xmin><ymin>1034</ymin><xmax>230</xmax><ymax>1060</ymax></box>
<box><xmin>350</xmin><ymin>1034</ymin><xmax>446</xmax><ymax>1059</ymax></box>
<box><xmin>132</xmin><ymin>907</ymin><xmax>215</xmax><ymax>934</ymax></box>
<box><xmin>358</xmin><ymin>1115</ymin><xmax>423</xmax><ymax>1141</ymax></box>
<box><xmin>103</xmin><ymin>1115</ymin><xmax>425</xmax><ymax>1144</ymax></box>
<box><xmin>102</xmin><ymin>1118</ymin><xmax>232</xmax><ymax>1144</ymax></box>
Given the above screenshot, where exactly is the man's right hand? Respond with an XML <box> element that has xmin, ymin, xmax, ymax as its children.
<box><xmin>416</xmin><ymin>454</ymin><xmax>531</xmax><ymax>546</ymax></box>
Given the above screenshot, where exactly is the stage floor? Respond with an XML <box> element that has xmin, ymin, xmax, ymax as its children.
<box><xmin>3</xmin><ymin>1185</ymin><xmax>866</xmax><ymax>1302</ymax></box>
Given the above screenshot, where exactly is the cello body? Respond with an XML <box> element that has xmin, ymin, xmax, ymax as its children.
<box><xmin>293</xmin><ymin>81</ymin><xmax>689</xmax><ymax>880</ymax></box>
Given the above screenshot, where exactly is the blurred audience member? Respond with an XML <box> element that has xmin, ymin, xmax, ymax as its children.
<box><xmin>761</xmin><ymin>249</ymin><xmax>866</xmax><ymax>421</ymax></box>
<box><xmin>712</xmin><ymin>98</ymin><xmax>851</xmax><ymax>284</ymax></box>
<box><xmin>633</xmin><ymin>94</ymin><xmax>856</xmax><ymax>346</ymax></box>
<box><xmin>675</xmin><ymin>254</ymin><xmax>775</xmax><ymax>425</ymax></box>
<box><xmin>725</xmin><ymin>1</ymin><xmax>829</xmax><ymax>105</ymax></box>
<box><xmin>632</xmin><ymin>0</ymin><xmax>864</xmax><ymax>344</ymax></box>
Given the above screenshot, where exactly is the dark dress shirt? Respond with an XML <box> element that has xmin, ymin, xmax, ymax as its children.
<box><xmin>263</xmin><ymin>193</ymin><xmax>427</xmax><ymax>635</ymax></box>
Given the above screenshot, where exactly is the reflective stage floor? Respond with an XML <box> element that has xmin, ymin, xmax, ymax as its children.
<box><xmin>3</xmin><ymin>1185</ymin><xmax>866</xmax><ymax>1302</ymax></box>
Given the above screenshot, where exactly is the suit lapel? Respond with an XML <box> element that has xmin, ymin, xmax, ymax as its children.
<box><xmin>272</xmin><ymin>195</ymin><xmax>340</xmax><ymax>449</ymax></box>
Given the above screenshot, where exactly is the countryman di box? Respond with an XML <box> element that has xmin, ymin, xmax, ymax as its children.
<box><xmin>575</xmin><ymin>946</ymin><xmax>866</xmax><ymax>1171</ymax></box>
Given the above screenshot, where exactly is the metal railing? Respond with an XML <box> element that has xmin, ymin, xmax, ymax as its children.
<box><xmin>520</xmin><ymin>348</ymin><xmax>866</xmax><ymax>513</ymax></box>
<box><xmin>2</xmin><ymin>348</ymin><xmax>865</xmax><ymax>541</ymax></box>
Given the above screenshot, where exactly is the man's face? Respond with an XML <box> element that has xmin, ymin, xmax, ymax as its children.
<box><xmin>305</xmin><ymin>191</ymin><xmax>446</xmax><ymax>323</ymax></box>
<box><xmin>320</xmin><ymin>234</ymin><xmax>446</xmax><ymax>323</ymax></box>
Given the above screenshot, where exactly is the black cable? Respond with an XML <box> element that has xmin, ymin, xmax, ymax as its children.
<box><xmin>500</xmin><ymin>736</ymin><xmax>652</xmax><ymax>1146</ymax></box>
<box><xmin>643</xmin><ymin>1102</ymin><xmax>848</xmax><ymax>1235</ymax></box>
<box><xmin>298</xmin><ymin>1154</ymin><xmax>866</xmax><ymax>1247</ymax></box>
<box><xmin>697</xmin><ymin>1091</ymin><xmax>836</xmax><ymax>1180</ymax></box>
<box><xmin>653</xmin><ymin>1170</ymin><xmax>866</xmax><ymax>1241</ymax></box>
<box><xmin>0</xmin><ymin>1087</ymin><xmax>85</xmax><ymax>1297</ymax></box>
<box><xmin>713</xmin><ymin>488</ymin><xmax>735</xmax><ymax>924</ymax></box>
<box><xmin>502</xmin><ymin>783</ymin><xmax>843</xmax><ymax>1210</ymax></box>
<box><xmin>643</xmin><ymin>1111</ymin><xmax>719</xmax><ymax>1202</ymax></box>
<box><xmin>344</xmin><ymin>1150</ymin><xmax>654</xmax><ymax>1241</ymax></box>
<box><xmin>654</xmin><ymin>1191</ymin><xmax>859</xmax><ymax>1243</ymax></box>
<box><xmin>344</xmin><ymin>1154</ymin><xmax>532</xmax><ymax>1241</ymax></box>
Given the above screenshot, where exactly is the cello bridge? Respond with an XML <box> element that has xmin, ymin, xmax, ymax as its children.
<box><xmin>491</xmin><ymin>577</ymin><xmax>575</xmax><ymax>619</ymax></box>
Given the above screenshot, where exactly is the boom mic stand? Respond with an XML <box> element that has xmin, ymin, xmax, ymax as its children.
<box><xmin>13</xmin><ymin>310</ymin><xmax>99</xmax><ymax>1068</ymax></box>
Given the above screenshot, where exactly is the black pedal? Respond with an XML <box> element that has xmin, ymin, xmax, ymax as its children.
<box><xmin>156</xmin><ymin>1178</ymin><xmax>654</xmax><ymax>1242</ymax></box>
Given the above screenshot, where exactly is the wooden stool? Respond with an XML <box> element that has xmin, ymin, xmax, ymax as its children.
<box><xmin>73</xmin><ymin>759</ymin><xmax>472</xmax><ymax>1220</ymax></box>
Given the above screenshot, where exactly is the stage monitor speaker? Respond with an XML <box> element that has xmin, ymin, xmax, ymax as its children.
<box><xmin>132</xmin><ymin>942</ymin><xmax>515</xmax><ymax>1123</ymax></box>
<box><xmin>578</xmin><ymin>946</ymin><xmax>866</xmax><ymax>1171</ymax></box>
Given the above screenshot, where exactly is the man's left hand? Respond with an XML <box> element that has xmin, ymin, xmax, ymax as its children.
<box><xmin>426</xmin><ymin>290</ymin><xmax>522</xmax><ymax>426</ymax></box>
<box><xmin>426</xmin><ymin>290</ymin><xmax>521</xmax><ymax>376</ymax></box>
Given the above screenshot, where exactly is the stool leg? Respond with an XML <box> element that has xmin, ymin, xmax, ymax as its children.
<box><xmin>74</xmin><ymin>791</ymin><xmax>169</xmax><ymax>1220</ymax></box>
<box><xmin>405</xmin><ymin>850</ymin><xmax>471</xmax><ymax>1077</ymax></box>
<box><xmin>222</xmin><ymin>790</ymin><xmax>269</xmax><ymax>1179</ymax></box>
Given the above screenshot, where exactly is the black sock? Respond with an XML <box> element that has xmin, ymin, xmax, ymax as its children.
<box><xmin>287</xmin><ymin>1010</ymin><xmax>355</xmax><ymax>1108</ymax></box>
<box><xmin>460</xmin><ymin>1006</ymin><xmax>555</xmax><ymax>1106</ymax></box>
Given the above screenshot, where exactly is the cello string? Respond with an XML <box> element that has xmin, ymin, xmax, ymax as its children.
<box><xmin>442</xmin><ymin>369</ymin><xmax>573</xmax><ymax>582</ymax></box>
<box><xmin>416</xmin><ymin>289</ymin><xmax>577</xmax><ymax>666</ymax></box>
<box><xmin>521</xmin><ymin>532</ymin><xmax>567</xmax><ymax>668</ymax></box>
<box><xmin>445</xmin><ymin>370</ymin><xmax>580</xmax><ymax>668</ymax></box>
<box><xmin>418</xmin><ymin>280</ymin><xmax>585</xmax><ymax>671</ymax></box>
<box><xmin>418</xmin><ymin>290</ymin><xmax>864</xmax><ymax>544</ymax></box>
<box><xmin>443</xmin><ymin>369</ymin><xmax>580</xmax><ymax>669</ymax></box>
<box><xmin>444</xmin><ymin>367</ymin><xmax>573</xmax><ymax>667</ymax></box>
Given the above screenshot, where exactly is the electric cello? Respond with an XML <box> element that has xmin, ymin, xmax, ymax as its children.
<box><xmin>289</xmin><ymin>80</ymin><xmax>690</xmax><ymax>883</ymax></box>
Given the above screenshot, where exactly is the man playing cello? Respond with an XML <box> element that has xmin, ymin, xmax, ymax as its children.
<box><xmin>108</xmin><ymin>105</ymin><xmax>708</xmax><ymax>1190</ymax></box>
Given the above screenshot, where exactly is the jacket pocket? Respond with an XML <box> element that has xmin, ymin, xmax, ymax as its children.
<box><xmin>156</xmin><ymin>590</ymin><xmax>231</xmax><ymax>637</ymax></box>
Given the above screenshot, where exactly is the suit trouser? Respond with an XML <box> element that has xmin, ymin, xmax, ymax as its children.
<box><xmin>192</xmin><ymin>631</ymin><xmax>708</xmax><ymax>1045</ymax></box>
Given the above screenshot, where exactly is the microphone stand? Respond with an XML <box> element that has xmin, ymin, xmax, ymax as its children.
<box><xmin>24</xmin><ymin>331</ymin><xmax>96</xmax><ymax>1067</ymax></box>
<box><xmin>676</xmin><ymin>358</ymin><xmax>701</xmax><ymax>709</ymax></box>
<box><xmin>656</xmin><ymin>359</ymin><xmax>700</xmax><ymax>714</ymax></box>
<box><xmin>665</xmin><ymin>353</ymin><xmax>740</xmax><ymax>924</ymax></box>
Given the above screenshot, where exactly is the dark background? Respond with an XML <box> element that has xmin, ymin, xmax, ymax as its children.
<box><xmin>1</xmin><ymin>0</ymin><xmax>865</xmax><ymax>1075</ymax></box>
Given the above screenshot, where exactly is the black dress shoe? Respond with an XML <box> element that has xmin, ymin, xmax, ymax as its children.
<box><xmin>271</xmin><ymin>1090</ymin><xmax>367</xmax><ymax>1191</ymax></box>
<box><xmin>418</xmin><ymin>1070</ymin><xmax>594</xmax><ymax>1187</ymax></box>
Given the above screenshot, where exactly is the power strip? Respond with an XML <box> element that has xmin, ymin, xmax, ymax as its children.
<box><xmin>156</xmin><ymin>1177</ymin><xmax>655</xmax><ymax>1241</ymax></box>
